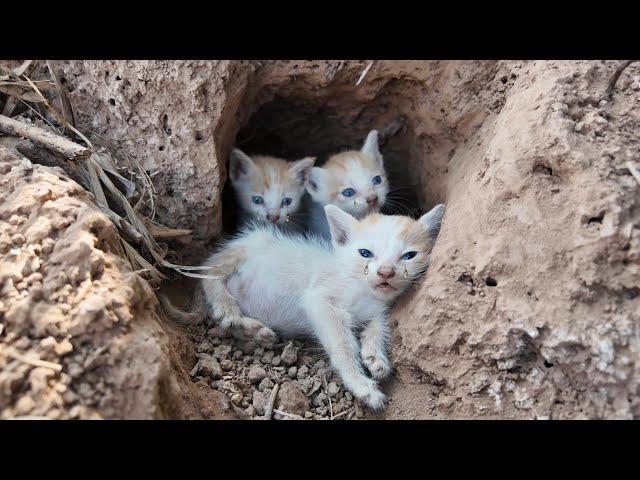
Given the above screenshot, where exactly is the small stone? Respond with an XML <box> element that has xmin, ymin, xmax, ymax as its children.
<box><xmin>191</xmin><ymin>354</ymin><xmax>222</xmax><ymax>379</ymax></box>
<box><xmin>41</xmin><ymin>238</ymin><xmax>55</xmax><ymax>254</ymax></box>
<box><xmin>54</xmin><ymin>338</ymin><xmax>73</xmax><ymax>356</ymax></box>
<box><xmin>574</xmin><ymin>121</ymin><xmax>585</xmax><ymax>132</ymax></box>
<box><xmin>220</xmin><ymin>359</ymin><xmax>234</xmax><ymax>371</ymax></box>
<box><xmin>345</xmin><ymin>392</ymin><xmax>353</xmax><ymax>402</ymax></box>
<box><xmin>281</xmin><ymin>341</ymin><xmax>298</xmax><ymax>366</ymax></box>
<box><xmin>304</xmin><ymin>411</ymin><xmax>313</xmax><ymax>419</ymax></box>
<box><xmin>315</xmin><ymin>406</ymin><xmax>328</xmax><ymax>416</ymax></box>
<box><xmin>231</xmin><ymin>393</ymin><xmax>242</xmax><ymax>405</ymax></box>
<box><xmin>313</xmin><ymin>392</ymin><xmax>328</xmax><ymax>407</ymax></box>
<box><xmin>197</xmin><ymin>340</ymin><xmax>212</xmax><ymax>352</ymax></box>
<box><xmin>297</xmin><ymin>365</ymin><xmax>309</xmax><ymax>380</ymax></box>
<box><xmin>276</xmin><ymin>381</ymin><xmax>310</xmax><ymax>416</ymax></box>
<box><xmin>598</xmin><ymin>99</ymin><xmax>608</xmax><ymax>107</ymax></box>
<box><xmin>287</xmin><ymin>366</ymin><xmax>298</xmax><ymax>378</ymax></box>
<box><xmin>15</xmin><ymin>396</ymin><xmax>35</xmax><ymax>415</ymax></box>
<box><xmin>595</xmin><ymin>115</ymin><xmax>608</xmax><ymax>125</ymax></box>
<box><xmin>247</xmin><ymin>366</ymin><xmax>268</xmax><ymax>384</ymax></box>
<box><xmin>313</xmin><ymin>359</ymin><xmax>326</xmax><ymax>371</ymax></box>
<box><xmin>631</xmin><ymin>81</ymin><xmax>640</xmax><ymax>91</ymax></box>
<box><xmin>252</xmin><ymin>390</ymin><xmax>267</xmax><ymax>415</ymax></box>
<box><xmin>232</xmin><ymin>350</ymin><xmax>243</xmax><ymax>360</ymax></box>
<box><xmin>243</xmin><ymin>357</ymin><xmax>253</xmax><ymax>366</ymax></box>
<box><xmin>261</xmin><ymin>351</ymin><xmax>274</xmax><ymax>364</ymax></box>
<box><xmin>11</xmin><ymin>234</ymin><xmax>25</xmax><ymax>246</ymax></box>
<box><xmin>213</xmin><ymin>344</ymin><xmax>232</xmax><ymax>359</ymax></box>
<box><xmin>327</xmin><ymin>382</ymin><xmax>340</xmax><ymax>397</ymax></box>
<box><xmin>254</xmin><ymin>347</ymin><xmax>264</xmax><ymax>357</ymax></box>
<box><xmin>258</xmin><ymin>377</ymin><xmax>275</xmax><ymax>392</ymax></box>
<box><xmin>271</xmin><ymin>355</ymin><xmax>281</xmax><ymax>367</ymax></box>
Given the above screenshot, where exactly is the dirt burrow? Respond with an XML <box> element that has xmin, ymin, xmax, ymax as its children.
<box><xmin>1</xmin><ymin>60</ymin><xmax>638</xmax><ymax>419</ymax></box>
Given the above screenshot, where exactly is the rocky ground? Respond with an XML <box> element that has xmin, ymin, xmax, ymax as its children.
<box><xmin>189</xmin><ymin>325</ymin><xmax>362</xmax><ymax>420</ymax></box>
<box><xmin>1</xmin><ymin>59</ymin><xmax>638</xmax><ymax>419</ymax></box>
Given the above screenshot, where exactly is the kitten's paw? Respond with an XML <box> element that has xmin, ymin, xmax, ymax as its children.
<box><xmin>235</xmin><ymin>316</ymin><xmax>278</xmax><ymax>348</ymax></box>
<box><xmin>362</xmin><ymin>351</ymin><xmax>392</xmax><ymax>381</ymax></box>
<box><xmin>350</xmin><ymin>379</ymin><xmax>387</xmax><ymax>410</ymax></box>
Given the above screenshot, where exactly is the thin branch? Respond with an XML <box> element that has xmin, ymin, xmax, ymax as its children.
<box><xmin>605</xmin><ymin>60</ymin><xmax>637</xmax><ymax>98</ymax></box>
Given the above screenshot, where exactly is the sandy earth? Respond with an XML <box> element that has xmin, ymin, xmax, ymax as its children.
<box><xmin>0</xmin><ymin>60</ymin><xmax>638</xmax><ymax>419</ymax></box>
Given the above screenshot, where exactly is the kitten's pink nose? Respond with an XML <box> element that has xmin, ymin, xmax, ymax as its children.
<box><xmin>267</xmin><ymin>214</ymin><xmax>280</xmax><ymax>223</ymax></box>
<box><xmin>377</xmin><ymin>266</ymin><xmax>395</xmax><ymax>279</ymax></box>
<box><xmin>366</xmin><ymin>195</ymin><xmax>379</xmax><ymax>207</ymax></box>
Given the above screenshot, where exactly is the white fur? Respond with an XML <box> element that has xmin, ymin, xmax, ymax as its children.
<box><xmin>306</xmin><ymin>130</ymin><xmax>390</xmax><ymax>239</ymax></box>
<box><xmin>199</xmin><ymin>204</ymin><xmax>446</xmax><ymax>410</ymax></box>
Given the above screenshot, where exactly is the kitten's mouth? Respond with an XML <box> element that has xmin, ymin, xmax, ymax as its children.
<box><xmin>375</xmin><ymin>282</ymin><xmax>397</xmax><ymax>292</ymax></box>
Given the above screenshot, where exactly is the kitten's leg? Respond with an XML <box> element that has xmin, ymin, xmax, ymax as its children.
<box><xmin>201</xmin><ymin>247</ymin><xmax>277</xmax><ymax>347</ymax></box>
<box><xmin>301</xmin><ymin>293</ymin><xmax>386</xmax><ymax>410</ymax></box>
<box><xmin>360</xmin><ymin>315</ymin><xmax>393</xmax><ymax>381</ymax></box>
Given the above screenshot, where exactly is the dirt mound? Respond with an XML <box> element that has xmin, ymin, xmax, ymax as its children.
<box><xmin>1</xmin><ymin>60</ymin><xmax>638</xmax><ymax>419</ymax></box>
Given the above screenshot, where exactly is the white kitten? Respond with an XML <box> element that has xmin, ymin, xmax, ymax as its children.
<box><xmin>197</xmin><ymin>203</ymin><xmax>446</xmax><ymax>409</ymax></box>
<box><xmin>305</xmin><ymin>130</ymin><xmax>389</xmax><ymax>239</ymax></box>
<box><xmin>229</xmin><ymin>149</ymin><xmax>315</xmax><ymax>231</ymax></box>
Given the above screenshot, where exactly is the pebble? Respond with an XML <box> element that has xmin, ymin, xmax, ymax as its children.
<box><xmin>220</xmin><ymin>359</ymin><xmax>234</xmax><ymax>371</ymax></box>
<box><xmin>280</xmin><ymin>341</ymin><xmax>298</xmax><ymax>366</ymax></box>
<box><xmin>247</xmin><ymin>366</ymin><xmax>268</xmax><ymax>384</ymax></box>
<box><xmin>313</xmin><ymin>392</ymin><xmax>328</xmax><ymax>407</ymax></box>
<box><xmin>327</xmin><ymin>382</ymin><xmax>340</xmax><ymax>397</ymax></box>
<box><xmin>315</xmin><ymin>406</ymin><xmax>328</xmax><ymax>416</ymax></box>
<box><xmin>297</xmin><ymin>365</ymin><xmax>309</xmax><ymax>380</ymax></box>
<box><xmin>261</xmin><ymin>351</ymin><xmax>274</xmax><ymax>364</ymax></box>
<box><xmin>631</xmin><ymin>81</ymin><xmax>640</xmax><ymax>91</ymax></box>
<box><xmin>191</xmin><ymin>355</ymin><xmax>223</xmax><ymax>380</ymax></box>
<box><xmin>258</xmin><ymin>377</ymin><xmax>275</xmax><ymax>392</ymax></box>
<box><xmin>287</xmin><ymin>366</ymin><xmax>298</xmax><ymax>378</ymax></box>
<box><xmin>276</xmin><ymin>381</ymin><xmax>310</xmax><ymax>416</ymax></box>
<box><xmin>271</xmin><ymin>355</ymin><xmax>281</xmax><ymax>366</ymax></box>
<box><xmin>595</xmin><ymin>116</ymin><xmax>608</xmax><ymax>125</ymax></box>
<box><xmin>232</xmin><ymin>350</ymin><xmax>243</xmax><ymax>360</ymax></box>
<box><xmin>213</xmin><ymin>344</ymin><xmax>232</xmax><ymax>359</ymax></box>
<box><xmin>11</xmin><ymin>234</ymin><xmax>25</xmax><ymax>246</ymax></box>
<box><xmin>304</xmin><ymin>411</ymin><xmax>313</xmax><ymax>419</ymax></box>
<box><xmin>574</xmin><ymin>121</ymin><xmax>585</xmax><ymax>133</ymax></box>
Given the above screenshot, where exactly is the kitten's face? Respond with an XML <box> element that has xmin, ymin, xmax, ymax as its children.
<box><xmin>307</xmin><ymin>130</ymin><xmax>388</xmax><ymax>218</ymax></box>
<box><xmin>326</xmin><ymin>204</ymin><xmax>446</xmax><ymax>302</ymax></box>
<box><xmin>229</xmin><ymin>149</ymin><xmax>315</xmax><ymax>225</ymax></box>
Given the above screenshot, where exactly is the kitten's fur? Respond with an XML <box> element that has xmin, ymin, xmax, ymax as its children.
<box><xmin>306</xmin><ymin>130</ymin><xmax>389</xmax><ymax>239</ymax></box>
<box><xmin>197</xmin><ymin>203</ymin><xmax>446</xmax><ymax>409</ymax></box>
<box><xmin>229</xmin><ymin>149</ymin><xmax>315</xmax><ymax>231</ymax></box>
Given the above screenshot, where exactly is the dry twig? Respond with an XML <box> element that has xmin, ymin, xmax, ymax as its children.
<box><xmin>264</xmin><ymin>382</ymin><xmax>280</xmax><ymax>420</ymax></box>
<box><xmin>0</xmin><ymin>346</ymin><xmax>63</xmax><ymax>373</ymax></box>
<box><xmin>605</xmin><ymin>60</ymin><xmax>638</xmax><ymax>98</ymax></box>
<box><xmin>627</xmin><ymin>161</ymin><xmax>640</xmax><ymax>186</ymax></box>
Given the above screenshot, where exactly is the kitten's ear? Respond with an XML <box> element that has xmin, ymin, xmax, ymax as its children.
<box><xmin>419</xmin><ymin>204</ymin><xmax>446</xmax><ymax>238</ymax></box>
<box><xmin>289</xmin><ymin>157</ymin><xmax>316</xmax><ymax>187</ymax></box>
<box><xmin>325</xmin><ymin>205</ymin><xmax>357</xmax><ymax>247</ymax></box>
<box><xmin>229</xmin><ymin>149</ymin><xmax>256</xmax><ymax>184</ymax></box>
<box><xmin>307</xmin><ymin>167</ymin><xmax>328</xmax><ymax>198</ymax></box>
<box><xmin>361</xmin><ymin>129</ymin><xmax>383</xmax><ymax>165</ymax></box>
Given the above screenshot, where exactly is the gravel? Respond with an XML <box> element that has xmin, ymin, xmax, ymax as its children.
<box><xmin>188</xmin><ymin>327</ymin><xmax>357</xmax><ymax>420</ymax></box>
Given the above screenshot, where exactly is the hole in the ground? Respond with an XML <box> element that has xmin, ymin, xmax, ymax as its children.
<box><xmin>485</xmin><ymin>277</ymin><xmax>498</xmax><ymax>287</ymax></box>
<box><xmin>221</xmin><ymin>95</ymin><xmax>445</xmax><ymax>234</ymax></box>
<box><xmin>587</xmin><ymin>213</ymin><xmax>604</xmax><ymax>225</ymax></box>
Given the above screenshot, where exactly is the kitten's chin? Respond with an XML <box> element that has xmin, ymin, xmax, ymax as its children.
<box><xmin>370</xmin><ymin>282</ymin><xmax>402</xmax><ymax>301</ymax></box>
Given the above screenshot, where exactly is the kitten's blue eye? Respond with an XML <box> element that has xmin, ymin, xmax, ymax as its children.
<box><xmin>281</xmin><ymin>197</ymin><xmax>292</xmax><ymax>207</ymax></box>
<box><xmin>359</xmin><ymin>249</ymin><xmax>374</xmax><ymax>258</ymax></box>
<box><xmin>372</xmin><ymin>175</ymin><xmax>382</xmax><ymax>185</ymax></box>
<box><xmin>401</xmin><ymin>251</ymin><xmax>417</xmax><ymax>260</ymax></box>
<box><xmin>342</xmin><ymin>188</ymin><xmax>356</xmax><ymax>197</ymax></box>
<box><xmin>252</xmin><ymin>196</ymin><xmax>264</xmax><ymax>205</ymax></box>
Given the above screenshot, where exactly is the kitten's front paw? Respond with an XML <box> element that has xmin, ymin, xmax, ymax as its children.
<box><xmin>236</xmin><ymin>316</ymin><xmax>278</xmax><ymax>348</ymax></box>
<box><xmin>362</xmin><ymin>350</ymin><xmax>393</xmax><ymax>381</ymax></box>
<box><xmin>350</xmin><ymin>379</ymin><xmax>387</xmax><ymax>410</ymax></box>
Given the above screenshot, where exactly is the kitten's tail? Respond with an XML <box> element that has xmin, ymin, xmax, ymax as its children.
<box><xmin>159</xmin><ymin>287</ymin><xmax>206</xmax><ymax>325</ymax></box>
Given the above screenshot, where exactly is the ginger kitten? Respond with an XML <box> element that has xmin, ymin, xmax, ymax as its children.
<box><xmin>229</xmin><ymin>148</ymin><xmax>315</xmax><ymax>231</ymax></box>
<box><xmin>305</xmin><ymin>130</ymin><xmax>389</xmax><ymax>239</ymax></box>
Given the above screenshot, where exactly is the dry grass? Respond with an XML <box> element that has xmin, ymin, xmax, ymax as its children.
<box><xmin>0</xmin><ymin>60</ymin><xmax>217</xmax><ymax>286</ymax></box>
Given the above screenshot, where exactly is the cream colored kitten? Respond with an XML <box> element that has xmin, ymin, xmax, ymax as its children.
<box><xmin>197</xmin><ymin>203</ymin><xmax>446</xmax><ymax>409</ymax></box>
<box><xmin>306</xmin><ymin>130</ymin><xmax>389</xmax><ymax>239</ymax></box>
<box><xmin>229</xmin><ymin>149</ymin><xmax>315</xmax><ymax>231</ymax></box>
